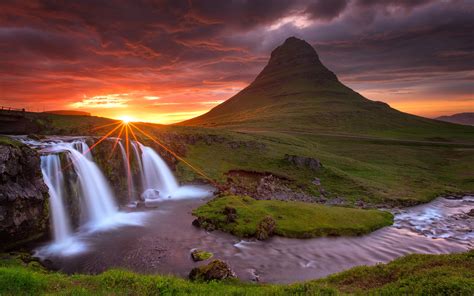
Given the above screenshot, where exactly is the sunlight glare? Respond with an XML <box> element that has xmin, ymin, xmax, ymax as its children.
<box><xmin>119</xmin><ymin>115</ymin><xmax>134</xmax><ymax>124</ymax></box>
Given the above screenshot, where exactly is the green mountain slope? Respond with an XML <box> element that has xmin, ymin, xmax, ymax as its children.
<box><xmin>180</xmin><ymin>37</ymin><xmax>472</xmax><ymax>141</ymax></box>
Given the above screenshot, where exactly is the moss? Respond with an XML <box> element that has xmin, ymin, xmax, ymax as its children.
<box><xmin>191</xmin><ymin>250</ymin><xmax>213</xmax><ymax>262</ymax></box>
<box><xmin>0</xmin><ymin>136</ymin><xmax>23</xmax><ymax>147</ymax></box>
<box><xmin>188</xmin><ymin>260</ymin><xmax>235</xmax><ymax>281</ymax></box>
<box><xmin>193</xmin><ymin>195</ymin><xmax>394</xmax><ymax>238</ymax></box>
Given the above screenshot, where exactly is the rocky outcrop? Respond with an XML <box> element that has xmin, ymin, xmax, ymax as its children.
<box><xmin>0</xmin><ymin>140</ymin><xmax>49</xmax><ymax>249</ymax></box>
<box><xmin>189</xmin><ymin>259</ymin><xmax>236</xmax><ymax>281</ymax></box>
<box><xmin>225</xmin><ymin>170</ymin><xmax>321</xmax><ymax>203</ymax></box>
<box><xmin>284</xmin><ymin>154</ymin><xmax>322</xmax><ymax>171</ymax></box>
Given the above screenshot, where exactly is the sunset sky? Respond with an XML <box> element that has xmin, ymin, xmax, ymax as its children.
<box><xmin>1</xmin><ymin>0</ymin><xmax>472</xmax><ymax>124</ymax></box>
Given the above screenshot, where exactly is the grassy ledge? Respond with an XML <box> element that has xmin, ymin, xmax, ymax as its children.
<box><xmin>0</xmin><ymin>251</ymin><xmax>473</xmax><ymax>295</ymax></box>
<box><xmin>193</xmin><ymin>195</ymin><xmax>393</xmax><ymax>238</ymax></box>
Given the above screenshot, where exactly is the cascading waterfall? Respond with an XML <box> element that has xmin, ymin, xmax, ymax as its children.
<box><xmin>63</xmin><ymin>144</ymin><xmax>118</xmax><ymax>225</ymax></box>
<box><xmin>41</xmin><ymin>154</ymin><xmax>72</xmax><ymax>244</ymax></box>
<box><xmin>118</xmin><ymin>141</ymin><xmax>136</xmax><ymax>202</ymax></box>
<box><xmin>25</xmin><ymin>135</ymin><xmax>209</xmax><ymax>257</ymax></box>
<box><xmin>73</xmin><ymin>141</ymin><xmax>92</xmax><ymax>161</ymax></box>
<box><xmin>131</xmin><ymin>141</ymin><xmax>145</xmax><ymax>191</ymax></box>
<box><xmin>140</xmin><ymin>144</ymin><xmax>179</xmax><ymax>198</ymax></box>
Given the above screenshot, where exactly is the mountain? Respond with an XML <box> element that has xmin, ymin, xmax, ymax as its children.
<box><xmin>180</xmin><ymin>37</ymin><xmax>472</xmax><ymax>140</ymax></box>
<box><xmin>436</xmin><ymin>113</ymin><xmax>474</xmax><ymax>126</ymax></box>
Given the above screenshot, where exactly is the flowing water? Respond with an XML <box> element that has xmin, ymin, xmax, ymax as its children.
<box><xmin>43</xmin><ymin>196</ymin><xmax>472</xmax><ymax>283</ymax></box>
<box><xmin>140</xmin><ymin>144</ymin><xmax>179</xmax><ymax>199</ymax></box>
<box><xmin>40</xmin><ymin>154</ymin><xmax>77</xmax><ymax>255</ymax></box>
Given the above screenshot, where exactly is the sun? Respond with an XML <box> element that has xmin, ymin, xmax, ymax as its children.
<box><xmin>118</xmin><ymin>115</ymin><xmax>134</xmax><ymax>124</ymax></box>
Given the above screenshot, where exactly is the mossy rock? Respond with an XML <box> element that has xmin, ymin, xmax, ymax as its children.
<box><xmin>189</xmin><ymin>259</ymin><xmax>236</xmax><ymax>281</ymax></box>
<box><xmin>191</xmin><ymin>249</ymin><xmax>213</xmax><ymax>262</ymax></box>
<box><xmin>255</xmin><ymin>216</ymin><xmax>276</xmax><ymax>240</ymax></box>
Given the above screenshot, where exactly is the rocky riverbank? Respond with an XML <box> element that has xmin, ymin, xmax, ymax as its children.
<box><xmin>0</xmin><ymin>137</ymin><xmax>49</xmax><ymax>250</ymax></box>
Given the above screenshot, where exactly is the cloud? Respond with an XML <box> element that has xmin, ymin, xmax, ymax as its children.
<box><xmin>0</xmin><ymin>0</ymin><xmax>472</xmax><ymax>120</ymax></box>
<box><xmin>305</xmin><ymin>0</ymin><xmax>348</xmax><ymax>21</ymax></box>
<box><xmin>144</xmin><ymin>96</ymin><xmax>160</xmax><ymax>100</ymax></box>
<box><xmin>71</xmin><ymin>94</ymin><xmax>130</xmax><ymax>108</ymax></box>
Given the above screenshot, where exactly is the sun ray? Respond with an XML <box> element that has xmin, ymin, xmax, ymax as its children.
<box><xmin>90</xmin><ymin>121</ymin><xmax>122</xmax><ymax>131</ymax></box>
<box><xmin>129</xmin><ymin>123</ymin><xmax>214</xmax><ymax>184</ymax></box>
<box><xmin>125</xmin><ymin>124</ymin><xmax>133</xmax><ymax>200</ymax></box>
<box><xmin>109</xmin><ymin>124</ymin><xmax>126</xmax><ymax>159</ymax></box>
<box><xmin>82</xmin><ymin>123</ymin><xmax>123</xmax><ymax>157</ymax></box>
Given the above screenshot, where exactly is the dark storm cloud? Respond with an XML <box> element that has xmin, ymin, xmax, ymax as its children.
<box><xmin>0</xmin><ymin>0</ymin><xmax>472</xmax><ymax>118</ymax></box>
<box><xmin>305</xmin><ymin>0</ymin><xmax>349</xmax><ymax>20</ymax></box>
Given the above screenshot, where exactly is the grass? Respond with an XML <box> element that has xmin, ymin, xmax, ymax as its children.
<box><xmin>172</xmin><ymin>127</ymin><xmax>473</xmax><ymax>206</ymax></box>
<box><xmin>0</xmin><ymin>251</ymin><xmax>472</xmax><ymax>295</ymax></box>
<box><xmin>0</xmin><ymin>136</ymin><xmax>23</xmax><ymax>147</ymax></box>
<box><xmin>193</xmin><ymin>195</ymin><xmax>393</xmax><ymax>238</ymax></box>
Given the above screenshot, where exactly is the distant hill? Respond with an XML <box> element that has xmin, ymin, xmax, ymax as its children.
<box><xmin>180</xmin><ymin>37</ymin><xmax>472</xmax><ymax>141</ymax></box>
<box><xmin>44</xmin><ymin>110</ymin><xmax>91</xmax><ymax>116</ymax></box>
<box><xmin>436</xmin><ymin>113</ymin><xmax>474</xmax><ymax>126</ymax></box>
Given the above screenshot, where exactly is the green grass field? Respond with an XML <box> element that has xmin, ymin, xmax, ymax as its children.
<box><xmin>193</xmin><ymin>195</ymin><xmax>393</xmax><ymax>238</ymax></box>
<box><xmin>1</xmin><ymin>251</ymin><xmax>472</xmax><ymax>295</ymax></box>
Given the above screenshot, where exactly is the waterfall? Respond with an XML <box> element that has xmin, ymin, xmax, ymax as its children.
<box><xmin>131</xmin><ymin>141</ymin><xmax>145</xmax><ymax>191</ymax></box>
<box><xmin>118</xmin><ymin>141</ymin><xmax>135</xmax><ymax>202</ymax></box>
<box><xmin>28</xmin><ymin>138</ymin><xmax>149</xmax><ymax>257</ymax></box>
<box><xmin>73</xmin><ymin>141</ymin><xmax>92</xmax><ymax>161</ymax></box>
<box><xmin>140</xmin><ymin>144</ymin><xmax>179</xmax><ymax>198</ymax></box>
<box><xmin>64</xmin><ymin>146</ymin><xmax>118</xmax><ymax>225</ymax></box>
<box><xmin>41</xmin><ymin>154</ymin><xmax>72</xmax><ymax>243</ymax></box>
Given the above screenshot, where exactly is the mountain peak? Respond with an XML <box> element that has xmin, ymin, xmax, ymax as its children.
<box><xmin>252</xmin><ymin>37</ymin><xmax>338</xmax><ymax>87</ymax></box>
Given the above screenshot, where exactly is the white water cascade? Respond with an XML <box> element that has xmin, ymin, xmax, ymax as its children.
<box><xmin>140</xmin><ymin>144</ymin><xmax>179</xmax><ymax>199</ymax></box>
<box><xmin>34</xmin><ymin>139</ymin><xmax>148</xmax><ymax>257</ymax></box>
<box><xmin>118</xmin><ymin>141</ymin><xmax>136</xmax><ymax>202</ymax></box>
<box><xmin>131</xmin><ymin>141</ymin><xmax>145</xmax><ymax>190</ymax></box>
<box><xmin>40</xmin><ymin>154</ymin><xmax>72</xmax><ymax>245</ymax></box>
<box><xmin>62</xmin><ymin>145</ymin><xmax>118</xmax><ymax>226</ymax></box>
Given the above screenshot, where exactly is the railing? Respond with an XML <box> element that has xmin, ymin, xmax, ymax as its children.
<box><xmin>0</xmin><ymin>106</ymin><xmax>26</xmax><ymax>112</ymax></box>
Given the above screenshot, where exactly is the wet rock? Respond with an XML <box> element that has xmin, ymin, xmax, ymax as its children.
<box><xmin>189</xmin><ymin>259</ymin><xmax>236</xmax><ymax>281</ymax></box>
<box><xmin>255</xmin><ymin>216</ymin><xmax>276</xmax><ymax>240</ymax></box>
<box><xmin>467</xmin><ymin>209</ymin><xmax>474</xmax><ymax>217</ymax></box>
<box><xmin>0</xmin><ymin>140</ymin><xmax>49</xmax><ymax>250</ymax></box>
<box><xmin>192</xmin><ymin>217</ymin><xmax>216</xmax><ymax>231</ymax></box>
<box><xmin>191</xmin><ymin>249</ymin><xmax>213</xmax><ymax>261</ymax></box>
<box><xmin>284</xmin><ymin>154</ymin><xmax>322</xmax><ymax>171</ymax></box>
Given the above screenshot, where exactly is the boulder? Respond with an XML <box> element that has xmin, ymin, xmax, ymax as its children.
<box><xmin>189</xmin><ymin>259</ymin><xmax>236</xmax><ymax>281</ymax></box>
<box><xmin>255</xmin><ymin>216</ymin><xmax>276</xmax><ymax>240</ymax></box>
<box><xmin>190</xmin><ymin>249</ymin><xmax>213</xmax><ymax>262</ymax></box>
<box><xmin>467</xmin><ymin>209</ymin><xmax>474</xmax><ymax>217</ymax></box>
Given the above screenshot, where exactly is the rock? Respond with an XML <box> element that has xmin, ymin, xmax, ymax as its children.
<box><xmin>284</xmin><ymin>154</ymin><xmax>321</xmax><ymax>171</ymax></box>
<box><xmin>255</xmin><ymin>216</ymin><xmax>276</xmax><ymax>240</ymax></box>
<box><xmin>0</xmin><ymin>140</ymin><xmax>49</xmax><ymax>250</ymax></box>
<box><xmin>223</xmin><ymin>206</ymin><xmax>237</xmax><ymax>223</ymax></box>
<box><xmin>467</xmin><ymin>209</ymin><xmax>474</xmax><ymax>217</ymax></box>
<box><xmin>189</xmin><ymin>259</ymin><xmax>236</xmax><ymax>281</ymax></box>
<box><xmin>192</xmin><ymin>217</ymin><xmax>216</xmax><ymax>231</ymax></box>
<box><xmin>190</xmin><ymin>249</ymin><xmax>213</xmax><ymax>262</ymax></box>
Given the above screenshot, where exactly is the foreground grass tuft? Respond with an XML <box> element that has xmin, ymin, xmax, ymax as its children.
<box><xmin>193</xmin><ymin>195</ymin><xmax>394</xmax><ymax>238</ymax></box>
<box><xmin>1</xmin><ymin>251</ymin><xmax>473</xmax><ymax>295</ymax></box>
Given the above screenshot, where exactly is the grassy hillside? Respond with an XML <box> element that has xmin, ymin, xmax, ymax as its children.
<box><xmin>1</xmin><ymin>251</ymin><xmax>472</xmax><ymax>295</ymax></box>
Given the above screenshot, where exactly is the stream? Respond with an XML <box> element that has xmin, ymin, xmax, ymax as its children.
<box><xmin>40</xmin><ymin>195</ymin><xmax>473</xmax><ymax>283</ymax></box>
